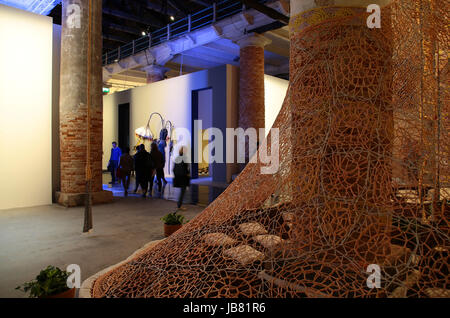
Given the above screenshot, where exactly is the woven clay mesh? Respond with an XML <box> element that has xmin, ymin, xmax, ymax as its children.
<box><xmin>92</xmin><ymin>0</ymin><xmax>449</xmax><ymax>298</ymax></box>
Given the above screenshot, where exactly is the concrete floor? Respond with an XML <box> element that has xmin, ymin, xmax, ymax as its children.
<box><xmin>0</xmin><ymin>196</ymin><xmax>203</xmax><ymax>298</ymax></box>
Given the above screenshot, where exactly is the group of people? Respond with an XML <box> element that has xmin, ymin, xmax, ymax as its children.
<box><xmin>132</xmin><ymin>141</ymin><xmax>167</xmax><ymax>197</ymax></box>
<box><xmin>108</xmin><ymin>141</ymin><xmax>190</xmax><ymax>209</ymax></box>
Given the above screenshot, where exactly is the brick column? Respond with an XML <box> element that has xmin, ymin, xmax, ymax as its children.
<box><xmin>57</xmin><ymin>0</ymin><xmax>112</xmax><ymax>207</ymax></box>
<box><xmin>142</xmin><ymin>64</ymin><xmax>169</xmax><ymax>83</ymax></box>
<box><xmin>289</xmin><ymin>0</ymin><xmax>393</xmax><ymax>264</ymax></box>
<box><xmin>236</xmin><ymin>33</ymin><xmax>271</xmax><ymax>164</ymax></box>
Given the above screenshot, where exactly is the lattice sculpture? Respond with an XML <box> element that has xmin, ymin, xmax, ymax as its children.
<box><xmin>92</xmin><ymin>0</ymin><xmax>449</xmax><ymax>298</ymax></box>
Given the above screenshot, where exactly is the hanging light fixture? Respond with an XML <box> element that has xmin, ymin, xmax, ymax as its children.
<box><xmin>134</xmin><ymin>112</ymin><xmax>165</xmax><ymax>141</ymax></box>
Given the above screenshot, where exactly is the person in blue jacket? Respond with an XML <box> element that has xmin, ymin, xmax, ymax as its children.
<box><xmin>108</xmin><ymin>141</ymin><xmax>122</xmax><ymax>185</ymax></box>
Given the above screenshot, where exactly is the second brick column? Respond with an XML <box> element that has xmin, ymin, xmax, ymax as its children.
<box><xmin>236</xmin><ymin>33</ymin><xmax>271</xmax><ymax>164</ymax></box>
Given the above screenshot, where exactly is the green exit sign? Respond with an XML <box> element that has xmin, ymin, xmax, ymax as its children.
<box><xmin>103</xmin><ymin>87</ymin><xmax>110</xmax><ymax>93</ymax></box>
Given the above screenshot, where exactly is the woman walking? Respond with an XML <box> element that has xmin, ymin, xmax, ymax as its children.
<box><xmin>173</xmin><ymin>146</ymin><xmax>190</xmax><ymax>210</ymax></box>
<box><xmin>134</xmin><ymin>144</ymin><xmax>152</xmax><ymax>197</ymax></box>
<box><xmin>149</xmin><ymin>142</ymin><xmax>163</xmax><ymax>197</ymax></box>
<box><xmin>118</xmin><ymin>147</ymin><xmax>133</xmax><ymax>196</ymax></box>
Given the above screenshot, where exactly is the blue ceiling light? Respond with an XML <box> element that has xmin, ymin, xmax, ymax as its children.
<box><xmin>0</xmin><ymin>0</ymin><xmax>61</xmax><ymax>15</ymax></box>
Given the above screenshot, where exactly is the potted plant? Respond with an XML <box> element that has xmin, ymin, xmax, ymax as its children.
<box><xmin>161</xmin><ymin>212</ymin><xmax>185</xmax><ymax>237</ymax></box>
<box><xmin>16</xmin><ymin>265</ymin><xmax>75</xmax><ymax>298</ymax></box>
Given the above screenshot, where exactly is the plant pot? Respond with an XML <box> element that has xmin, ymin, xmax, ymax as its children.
<box><xmin>164</xmin><ymin>224</ymin><xmax>182</xmax><ymax>237</ymax></box>
<box><xmin>44</xmin><ymin>288</ymin><xmax>76</xmax><ymax>298</ymax></box>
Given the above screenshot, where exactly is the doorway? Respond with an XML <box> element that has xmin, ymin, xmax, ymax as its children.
<box><xmin>191</xmin><ymin>88</ymin><xmax>213</xmax><ymax>180</ymax></box>
<box><xmin>118</xmin><ymin>103</ymin><xmax>130</xmax><ymax>152</ymax></box>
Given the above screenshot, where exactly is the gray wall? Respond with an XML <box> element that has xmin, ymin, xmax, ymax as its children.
<box><xmin>103</xmin><ymin>65</ymin><xmax>236</xmax><ymax>184</ymax></box>
<box><xmin>208</xmin><ymin>65</ymin><xmax>228</xmax><ymax>183</ymax></box>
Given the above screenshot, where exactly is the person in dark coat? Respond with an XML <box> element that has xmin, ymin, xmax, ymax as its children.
<box><xmin>158</xmin><ymin>140</ymin><xmax>168</xmax><ymax>185</ymax></box>
<box><xmin>149</xmin><ymin>142</ymin><xmax>164</xmax><ymax>197</ymax></box>
<box><xmin>118</xmin><ymin>147</ymin><xmax>133</xmax><ymax>196</ymax></box>
<box><xmin>173</xmin><ymin>146</ymin><xmax>190</xmax><ymax>210</ymax></box>
<box><xmin>134</xmin><ymin>144</ymin><xmax>152</xmax><ymax>197</ymax></box>
<box><xmin>132</xmin><ymin>145</ymin><xmax>141</xmax><ymax>193</ymax></box>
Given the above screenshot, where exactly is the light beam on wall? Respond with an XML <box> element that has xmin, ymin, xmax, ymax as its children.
<box><xmin>0</xmin><ymin>0</ymin><xmax>61</xmax><ymax>15</ymax></box>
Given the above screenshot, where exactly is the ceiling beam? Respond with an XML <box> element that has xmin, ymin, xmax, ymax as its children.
<box><xmin>181</xmin><ymin>50</ymin><xmax>238</xmax><ymax>67</ymax></box>
<box><xmin>120</xmin><ymin>69</ymin><xmax>148</xmax><ymax>77</ymax></box>
<box><xmin>171</xmin><ymin>54</ymin><xmax>219</xmax><ymax>69</ymax></box>
<box><xmin>237</xmin><ymin>0</ymin><xmax>289</xmax><ymax>25</ymax></box>
<box><xmin>103</xmin><ymin>41</ymin><xmax>119</xmax><ymax>51</ymax></box>
<box><xmin>106</xmin><ymin>23</ymin><xmax>141</xmax><ymax>36</ymax></box>
<box><xmin>270</xmin><ymin>26</ymin><xmax>290</xmax><ymax>39</ymax></box>
<box><xmin>203</xmin><ymin>41</ymin><xmax>240</xmax><ymax>56</ymax></box>
<box><xmin>146</xmin><ymin>1</ymin><xmax>179</xmax><ymax>16</ymax></box>
<box><xmin>165</xmin><ymin>61</ymin><xmax>203</xmax><ymax>74</ymax></box>
<box><xmin>247</xmin><ymin>21</ymin><xmax>286</xmax><ymax>34</ymax></box>
<box><xmin>201</xmin><ymin>44</ymin><xmax>240</xmax><ymax>59</ymax></box>
<box><xmin>110</xmin><ymin>74</ymin><xmax>147</xmax><ymax>84</ymax></box>
<box><xmin>103</xmin><ymin>34</ymin><xmax>130</xmax><ymax>44</ymax></box>
<box><xmin>189</xmin><ymin>0</ymin><xmax>212</xmax><ymax>6</ymax></box>
<box><xmin>167</xmin><ymin>0</ymin><xmax>189</xmax><ymax>15</ymax></box>
<box><xmin>103</xmin><ymin>8</ymin><xmax>163</xmax><ymax>28</ymax></box>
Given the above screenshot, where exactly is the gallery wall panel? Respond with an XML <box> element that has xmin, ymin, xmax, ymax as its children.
<box><xmin>0</xmin><ymin>5</ymin><xmax>53</xmax><ymax>210</ymax></box>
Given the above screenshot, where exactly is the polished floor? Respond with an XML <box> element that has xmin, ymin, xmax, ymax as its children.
<box><xmin>0</xmin><ymin>174</ymin><xmax>229</xmax><ymax>298</ymax></box>
<box><xmin>0</xmin><ymin>198</ymin><xmax>203</xmax><ymax>298</ymax></box>
<box><xmin>103</xmin><ymin>173</ymin><xmax>228</xmax><ymax>207</ymax></box>
<box><xmin>0</xmin><ymin>173</ymin><xmax>227</xmax><ymax>297</ymax></box>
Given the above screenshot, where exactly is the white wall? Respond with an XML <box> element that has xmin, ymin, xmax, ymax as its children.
<box><xmin>103</xmin><ymin>69</ymin><xmax>288</xmax><ymax>182</ymax></box>
<box><xmin>103</xmin><ymin>70</ymin><xmax>207</xmax><ymax>172</ymax></box>
<box><xmin>0</xmin><ymin>5</ymin><xmax>53</xmax><ymax>210</ymax></box>
<box><xmin>265</xmin><ymin>74</ymin><xmax>289</xmax><ymax>133</ymax></box>
<box><xmin>103</xmin><ymin>66</ymin><xmax>229</xmax><ymax>180</ymax></box>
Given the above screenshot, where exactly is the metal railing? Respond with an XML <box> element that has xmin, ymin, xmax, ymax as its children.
<box><xmin>103</xmin><ymin>0</ymin><xmax>268</xmax><ymax>66</ymax></box>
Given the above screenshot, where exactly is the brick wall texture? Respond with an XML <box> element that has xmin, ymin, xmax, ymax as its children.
<box><xmin>238</xmin><ymin>45</ymin><xmax>265</xmax><ymax>132</ymax></box>
<box><xmin>59</xmin><ymin>0</ymin><xmax>103</xmax><ymax>194</ymax></box>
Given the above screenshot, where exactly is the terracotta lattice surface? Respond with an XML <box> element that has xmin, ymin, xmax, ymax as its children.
<box><xmin>92</xmin><ymin>0</ymin><xmax>449</xmax><ymax>298</ymax></box>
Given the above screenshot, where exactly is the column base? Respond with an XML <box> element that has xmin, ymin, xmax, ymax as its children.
<box><xmin>55</xmin><ymin>190</ymin><xmax>113</xmax><ymax>207</ymax></box>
